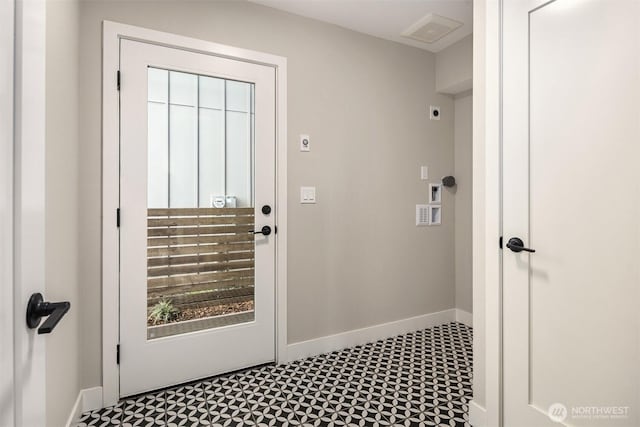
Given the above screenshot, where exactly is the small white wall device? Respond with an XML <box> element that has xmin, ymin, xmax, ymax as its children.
<box><xmin>300</xmin><ymin>134</ymin><xmax>310</xmax><ymax>152</ymax></box>
<box><xmin>430</xmin><ymin>105</ymin><xmax>441</xmax><ymax>120</ymax></box>
<box><xmin>421</xmin><ymin>166</ymin><xmax>429</xmax><ymax>180</ymax></box>
<box><xmin>300</xmin><ymin>186</ymin><xmax>316</xmax><ymax>204</ymax></box>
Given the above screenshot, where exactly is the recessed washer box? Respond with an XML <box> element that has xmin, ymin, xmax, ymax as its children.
<box><xmin>429</xmin><ymin>205</ymin><xmax>442</xmax><ymax>225</ymax></box>
<box><xmin>429</xmin><ymin>183</ymin><xmax>442</xmax><ymax>203</ymax></box>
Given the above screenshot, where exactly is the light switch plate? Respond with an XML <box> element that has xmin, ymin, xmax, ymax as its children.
<box><xmin>300</xmin><ymin>134</ymin><xmax>310</xmax><ymax>152</ymax></box>
<box><xmin>300</xmin><ymin>186</ymin><xmax>316</xmax><ymax>204</ymax></box>
<box><xmin>421</xmin><ymin>166</ymin><xmax>429</xmax><ymax>180</ymax></box>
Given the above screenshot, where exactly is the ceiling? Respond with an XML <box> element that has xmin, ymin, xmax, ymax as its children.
<box><xmin>249</xmin><ymin>0</ymin><xmax>473</xmax><ymax>53</ymax></box>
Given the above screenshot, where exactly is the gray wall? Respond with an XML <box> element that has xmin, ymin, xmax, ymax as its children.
<box><xmin>454</xmin><ymin>94</ymin><xmax>473</xmax><ymax>313</ymax></box>
<box><xmin>436</xmin><ymin>35</ymin><xmax>473</xmax><ymax>95</ymax></box>
<box><xmin>435</xmin><ymin>36</ymin><xmax>473</xmax><ymax>316</ymax></box>
<box><xmin>46</xmin><ymin>0</ymin><xmax>81</xmax><ymax>425</ymax></box>
<box><xmin>43</xmin><ymin>0</ymin><xmax>457</xmax><ymax>406</ymax></box>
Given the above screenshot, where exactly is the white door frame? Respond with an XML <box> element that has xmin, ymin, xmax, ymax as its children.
<box><xmin>101</xmin><ymin>21</ymin><xmax>288</xmax><ymax>407</ymax></box>
<box><xmin>471</xmin><ymin>1</ymin><xmax>503</xmax><ymax>427</ymax></box>
<box><xmin>3</xmin><ymin>0</ymin><xmax>48</xmax><ymax>425</ymax></box>
<box><xmin>0</xmin><ymin>0</ymin><xmax>16</xmax><ymax>424</ymax></box>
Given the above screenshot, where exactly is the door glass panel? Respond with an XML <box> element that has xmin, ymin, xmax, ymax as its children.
<box><xmin>146</xmin><ymin>67</ymin><xmax>255</xmax><ymax>340</ymax></box>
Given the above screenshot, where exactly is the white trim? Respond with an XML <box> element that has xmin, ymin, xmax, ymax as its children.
<box><xmin>469</xmin><ymin>400</ymin><xmax>488</xmax><ymax>427</ymax></box>
<box><xmin>65</xmin><ymin>391</ymin><xmax>83</xmax><ymax>427</ymax></box>
<box><xmin>275</xmin><ymin>60</ymin><xmax>288</xmax><ymax>367</ymax></box>
<box><xmin>102</xmin><ymin>21</ymin><xmax>288</xmax><ymax>407</ymax></box>
<box><xmin>473</xmin><ymin>0</ymin><xmax>503</xmax><ymax>426</ymax></box>
<box><xmin>455</xmin><ymin>309</ymin><xmax>473</xmax><ymax>327</ymax></box>
<box><xmin>0</xmin><ymin>0</ymin><xmax>15</xmax><ymax>425</ymax></box>
<box><xmin>286</xmin><ymin>309</ymin><xmax>458</xmax><ymax>363</ymax></box>
<box><xmin>65</xmin><ymin>387</ymin><xmax>105</xmax><ymax>427</ymax></box>
<box><xmin>81</xmin><ymin>387</ymin><xmax>105</xmax><ymax>414</ymax></box>
<box><xmin>13</xmin><ymin>0</ymin><xmax>47</xmax><ymax>425</ymax></box>
<box><xmin>102</xmin><ymin>20</ymin><xmax>120</xmax><ymax>407</ymax></box>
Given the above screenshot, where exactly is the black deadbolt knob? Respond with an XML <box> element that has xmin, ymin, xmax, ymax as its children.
<box><xmin>262</xmin><ymin>205</ymin><xmax>272</xmax><ymax>215</ymax></box>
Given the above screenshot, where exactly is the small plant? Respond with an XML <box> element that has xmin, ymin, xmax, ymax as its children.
<box><xmin>148</xmin><ymin>299</ymin><xmax>180</xmax><ymax>324</ymax></box>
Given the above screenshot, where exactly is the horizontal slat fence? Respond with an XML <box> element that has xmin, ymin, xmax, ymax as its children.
<box><xmin>147</xmin><ymin>207</ymin><xmax>255</xmax><ymax>311</ymax></box>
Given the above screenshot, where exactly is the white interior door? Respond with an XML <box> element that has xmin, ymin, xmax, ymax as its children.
<box><xmin>119</xmin><ymin>39</ymin><xmax>276</xmax><ymax>397</ymax></box>
<box><xmin>503</xmin><ymin>1</ymin><xmax>640</xmax><ymax>426</ymax></box>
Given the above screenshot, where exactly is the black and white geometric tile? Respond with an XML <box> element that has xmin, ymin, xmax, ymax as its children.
<box><xmin>76</xmin><ymin>322</ymin><xmax>472</xmax><ymax>427</ymax></box>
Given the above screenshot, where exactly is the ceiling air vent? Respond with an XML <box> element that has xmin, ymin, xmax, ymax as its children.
<box><xmin>402</xmin><ymin>14</ymin><xmax>463</xmax><ymax>44</ymax></box>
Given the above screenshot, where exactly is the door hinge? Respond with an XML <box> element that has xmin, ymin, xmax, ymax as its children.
<box><xmin>116</xmin><ymin>208</ymin><xmax>121</xmax><ymax>228</ymax></box>
<box><xmin>116</xmin><ymin>344</ymin><xmax>120</xmax><ymax>365</ymax></box>
<box><xmin>499</xmin><ymin>236</ymin><xmax>503</xmax><ymax>249</ymax></box>
<box><xmin>117</xmin><ymin>70</ymin><xmax>121</xmax><ymax>91</ymax></box>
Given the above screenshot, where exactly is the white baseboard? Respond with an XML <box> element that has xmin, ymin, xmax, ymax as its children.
<box><xmin>65</xmin><ymin>386</ymin><xmax>104</xmax><ymax>427</ymax></box>
<box><xmin>455</xmin><ymin>309</ymin><xmax>473</xmax><ymax>327</ymax></box>
<box><xmin>469</xmin><ymin>400</ymin><xmax>487</xmax><ymax>427</ymax></box>
<box><xmin>286</xmin><ymin>308</ymin><xmax>458</xmax><ymax>362</ymax></box>
<box><xmin>65</xmin><ymin>392</ymin><xmax>83</xmax><ymax>427</ymax></box>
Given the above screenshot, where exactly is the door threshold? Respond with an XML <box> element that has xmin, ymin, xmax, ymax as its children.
<box><xmin>121</xmin><ymin>362</ymin><xmax>277</xmax><ymax>401</ymax></box>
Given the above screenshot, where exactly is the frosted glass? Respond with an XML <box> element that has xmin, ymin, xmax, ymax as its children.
<box><xmin>169</xmin><ymin>104</ymin><xmax>197</xmax><ymax>207</ymax></box>
<box><xmin>226</xmin><ymin>80</ymin><xmax>252</xmax><ymax>113</ymax></box>
<box><xmin>199</xmin><ymin>108</ymin><xmax>225</xmax><ymax>207</ymax></box>
<box><xmin>199</xmin><ymin>76</ymin><xmax>224</xmax><ymax>110</ymax></box>
<box><xmin>148</xmin><ymin>68</ymin><xmax>168</xmax><ymax>103</ymax></box>
<box><xmin>147</xmin><ymin>102</ymin><xmax>168</xmax><ymax>208</ymax></box>
<box><xmin>226</xmin><ymin>111</ymin><xmax>252</xmax><ymax>207</ymax></box>
<box><xmin>170</xmin><ymin>71</ymin><xmax>197</xmax><ymax>106</ymax></box>
<box><xmin>146</xmin><ymin>68</ymin><xmax>254</xmax><ymax>210</ymax></box>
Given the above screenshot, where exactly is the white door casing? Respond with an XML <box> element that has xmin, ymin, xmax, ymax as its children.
<box><xmin>502</xmin><ymin>1</ymin><xmax>640</xmax><ymax>426</ymax></box>
<box><xmin>8</xmin><ymin>0</ymin><xmax>48</xmax><ymax>425</ymax></box>
<box><xmin>0</xmin><ymin>0</ymin><xmax>15</xmax><ymax>424</ymax></box>
<box><xmin>103</xmin><ymin>22</ymin><xmax>287</xmax><ymax>406</ymax></box>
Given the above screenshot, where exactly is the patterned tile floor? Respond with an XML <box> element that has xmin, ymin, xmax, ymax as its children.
<box><xmin>77</xmin><ymin>322</ymin><xmax>472</xmax><ymax>426</ymax></box>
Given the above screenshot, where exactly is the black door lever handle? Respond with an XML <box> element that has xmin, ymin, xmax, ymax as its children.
<box><xmin>26</xmin><ymin>293</ymin><xmax>71</xmax><ymax>334</ymax></box>
<box><xmin>506</xmin><ymin>237</ymin><xmax>536</xmax><ymax>253</ymax></box>
<box><xmin>253</xmin><ymin>225</ymin><xmax>272</xmax><ymax>236</ymax></box>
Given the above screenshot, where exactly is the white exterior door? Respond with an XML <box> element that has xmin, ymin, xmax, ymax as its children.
<box><xmin>119</xmin><ymin>39</ymin><xmax>276</xmax><ymax>396</ymax></box>
<box><xmin>502</xmin><ymin>1</ymin><xmax>640</xmax><ymax>426</ymax></box>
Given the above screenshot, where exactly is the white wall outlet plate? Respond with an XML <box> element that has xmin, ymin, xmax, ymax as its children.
<box><xmin>300</xmin><ymin>186</ymin><xmax>316</xmax><ymax>204</ymax></box>
<box><xmin>300</xmin><ymin>134</ymin><xmax>310</xmax><ymax>152</ymax></box>
<box><xmin>430</xmin><ymin>105</ymin><xmax>441</xmax><ymax>120</ymax></box>
<box><xmin>421</xmin><ymin>166</ymin><xmax>429</xmax><ymax>180</ymax></box>
<box><xmin>416</xmin><ymin>204</ymin><xmax>429</xmax><ymax>226</ymax></box>
<box><xmin>429</xmin><ymin>183</ymin><xmax>442</xmax><ymax>203</ymax></box>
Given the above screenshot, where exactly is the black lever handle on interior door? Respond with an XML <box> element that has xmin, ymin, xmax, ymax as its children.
<box><xmin>254</xmin><ymin>225</ymin><xmax>272</xmax><ymax>236</ymax></box>
<box><xmin>506</xmin><ymin>237</ymin><xmax>536</xmax><ymax>253</ymax></box>
<box><xmin>26</xmin><ymin>293</ymin><xmax>71</xmax><ymax>334</ymax></box>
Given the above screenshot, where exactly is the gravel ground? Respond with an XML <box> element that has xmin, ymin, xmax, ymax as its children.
<box><xmin>148</xmin><ymin>300</ymin><xmax>254</xmax><ymax>326</ymax></box>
